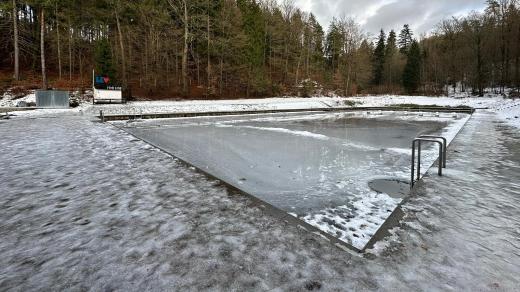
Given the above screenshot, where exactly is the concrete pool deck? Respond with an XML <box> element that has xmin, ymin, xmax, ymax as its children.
<box><xmin>0</xmin><ymin>109</ymin><xmax>519</xmax><ymax>290</ymax></box>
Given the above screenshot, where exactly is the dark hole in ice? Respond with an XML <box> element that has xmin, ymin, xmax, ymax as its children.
<box><xmin>368</xmin><ymin>178</ymin><xmax>410</xmax><ymax>199</ymax></box>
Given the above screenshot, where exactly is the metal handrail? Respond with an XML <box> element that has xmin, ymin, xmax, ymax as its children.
<box><xmin>411</xmin><ymin>138</ymin><xmax>445</xmax><ymax>188</ymax></box>
<box><xmin>418</xmin><ymin>135</ymin><xmax>447</xmax><ymax>168</ymax></box>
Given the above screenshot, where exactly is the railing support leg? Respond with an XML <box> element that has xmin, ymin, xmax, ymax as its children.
<box><xmin>411</xmin><ymin>137</ymin><xmax>447</xmax><ymax>190</ymax></box>
<box><xmin>411</xmin><ymin>141</ymin><xmax>416</xmax><ymax>188</ymax></box>
<box><xmin>417</xmin><ymin>141</ymin><xmax>421</xmax><ymax>181</ymax></box>
<box><xmin>438</xmin><ymin>144</ymin><xmax>443</xmax><ymax>176</ymax></box>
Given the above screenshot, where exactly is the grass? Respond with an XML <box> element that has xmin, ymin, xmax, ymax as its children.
<box><xmin>343</xmin><ymin>100</ymin><xmax>361</xmax><ymax>107</ymax></box>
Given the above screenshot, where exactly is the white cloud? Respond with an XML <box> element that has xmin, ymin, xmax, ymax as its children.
<box><xmin>285</xmin><ymin>0</ymin><xmax>487</xmax><ymax>36</ymax></box>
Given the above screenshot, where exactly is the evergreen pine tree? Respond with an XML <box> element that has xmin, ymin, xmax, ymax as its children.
<box><xmin>402</xmin><ymin>39</ymin><xmax>422</xmax><ymax>93</ymax></box>
<box><xmin>372</xmin><ymin>29</ymin><xmax>386</xmax><ymax>85</ymax></box>
<box><xmin>309</xmin><ymin>14</ymin><xmax>325</xmax><ymax>67</ymax></box>
<box><xmin>385</xmin><ymin>30</ymin><xmax>397</xmax><ymax>57</ymax></box>
<box><xmin>398</xmin><ymin>24</ymin><xmax>413</xmax><ymax>54</ymax></box>
<box><xmin>384</xmin><ymin>29</ymin><xmax>399</xmax><ymax>86</ymax></box>
<box><xmin>237</xmin><ymin>0</ymin><xmax>267</xmax><ymax>95</ymax></box>
<box><xmin>325</xmin><ymin>19</ymin><xmax>343</xmax><ymax>74</ymax></box>
<box><xmin>95</xmin><ymin>38</ymin><xmax>116</xmax><ymax>80</ymax></box>
<box><xmin>354</xmin><ymin>39</ymin><xmax>374</xmax><ymax>90</ymax></box>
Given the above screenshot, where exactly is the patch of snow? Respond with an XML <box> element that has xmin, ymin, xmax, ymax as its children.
<box><xmin>83</xmin><ymin>97</ymin><xmax>347</xmax><ymax>116</ymax></box>
<box><xmin>229</xmin><ymin>125</ymin><xmax>330</xmax><ymax>141</ymax></box>
<box><xmin>302</xmin><ymin>192</ymin><xmax>399</xmax><ymax>250</ymax></box>
<box><xmin>492</xmin><ymin>99</ymin><xmax>520</xmax><ymax>128</ymax></box>
<box><xmin>0</xmin><ymin>91</ymin><xmax>36</xmax><ymax>107</ymax></box>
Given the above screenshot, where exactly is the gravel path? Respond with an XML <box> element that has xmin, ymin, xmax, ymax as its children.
<box><xmin>0</xmin><ymin>112</ymin><xmax>518</xmax><ymax>291</ymax></box>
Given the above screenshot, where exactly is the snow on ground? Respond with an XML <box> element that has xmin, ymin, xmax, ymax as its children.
<box><xmin>3</xmin><ymin>91</ymin><xmax>519</xmax><ymax>129</ymax></box>
<box><xmin>0</xmin><ymin>91</ymin><xmax>36</xmax><ymax>107</ymax></box>
<box><xmin>348</xmin><ymin>95</ymin><xmax>520</xmax><ymax>128</ymax></box>
<box><xmin>491</xmin><ymin>99</ymin><xmax>520</xmax><ymax>128</ymax></box>
<box><xmin>81</xmin><ymin>97</ymin><xmax>345</xmax><ymax>116</ymax></box>
<box><xmin>217</xmin><ymin>124</ymin><xmax>332</xmax><ymax>140</ymax></box>
<box><xmin>1</xmin><ymin>111</ymin><xmax>519</xmax><ymax>290</ymax></box>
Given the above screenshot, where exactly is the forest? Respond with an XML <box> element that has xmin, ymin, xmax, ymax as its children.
<box><xmin>0</xmin><ymin>0</ymin><xmax>519</xmax><ymax>99</ymax></box>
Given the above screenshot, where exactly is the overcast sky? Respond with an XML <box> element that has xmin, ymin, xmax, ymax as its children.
<box><xmin>286</xmin><ymin>0</ymin><xmax>487</xmax><ymax>37</ymax></box>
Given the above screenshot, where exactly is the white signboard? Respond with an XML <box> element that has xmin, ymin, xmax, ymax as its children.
<box><xmin>93</xmin><ymin>88</ymin><xmax>123</xmax><ymax>103</ymax></box>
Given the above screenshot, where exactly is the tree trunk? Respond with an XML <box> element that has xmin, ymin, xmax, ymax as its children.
<box><xmin>206</xmin><ymin>1</ymin><xmax>211</xmax><ymax>96</ymax></box>
<box><xmin>175</xmin><ymin>53</ymin><xmax>179</xmax><ymax>86</ymax></box>
<box><xmin>284</xmin><ymin>42</ymin><xmax>289</xmax><ymax>82</ymax></box>
<box><xmin>79</xmin><ymin>50</ymin><xmax>83</xmax><ymax>84</ymax></box>
<box><xmin>501</xmin><ymin>22</ymin><xmax>506</xmax><ymax>93</ymax></box>
<box><xmin>305</xmin><ymin>39</ymin><xmax>311</xmax><ymax>79</ymax></box>
<box><xmin>219</xmin><ymin>7</ymin><xmax>224</xmax><ymax>97</ymax></box>
<box><xmin>476</xmin><ymin>34</ymin><xmax>483</xmax><ymax>97</ymax></box>
<box><xmin>246</xmin><ymin>65</ymin><xmax>250</xmax><ymax>98</ymax></box>
<box><xmin>68</xmin><ymin>23</ymin><xmax>72</xmax><ymax>82</ymax></box>
<box><xmin>295</xmin><ymin>50</ymin><xmax>303</xmax><ymax>87</ymax></box>
<box><xmin>219</xmin><ymin>57</ymin><xmax>223</xmax><ymax>96</ymax></box>
<box><xmin>516</xmin><ymin>20</ymin><xmax>520</xmax><ymax>92</ymax></box>
<box><xmin>115</xmin><ymin>10</ymin><xmax>126</xmax><ymax>84</ymax></box>
<box><xmin>196</xmin><ymin>56</ymin><xmax>200</xmax><ymax>86</ymax></box>
<box><xmin>40</xmin><ymin>8</ymin><xmax>47</xmax><ymax>89</ymax></box>
<box><xmin>166</xmin><ymin>54</ymin><xmax>170</xmax><ymax>87</ymax></box>
<box><xmin>144</xmin><ymin>36</ymin><xmax>148</xmax><ymax>82</ymax></box>
<box><xmin>346</xmin><ymin>64</ymin><xmax>352</xmax><ymax>96</ymax></box>
<box><xmin>155</xmin><ymin>31</ymin><xmax>159</xmax><ymax>89</ymax></box>
<box><xmin>182</xmin><ymin>0</ymin><xmax>188</xmax><ymax>96</ymax></box>
<box><xmin>12</xmin><ymin>0</ymin><xmax>19</xmax><ymax>81</ymax></box>
<box><xmin>55</xmin><ymin>3</ymin><xmax>62</xmax><ymax>80</ymax></box>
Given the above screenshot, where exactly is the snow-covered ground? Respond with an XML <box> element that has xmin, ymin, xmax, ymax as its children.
<box><xmin>2</xmin><ymin>91</ymin><xmax>519</xmax><ymax>128</ymax></box>
<box><xmin>82</xmin><ymin>97</ymin><xmax>346</xmax><ymax>116</ymax></box>
<box><xmin>1</xmin><ymin>110</ymin><xmax>519</xmax><ymax>290</ymax></box>
<box><xmin>348</xmin><ymin>95</ymin><xmax>520</xmax><ymax>128</ymax></box>
<box><xmin>0</xmin><ymin>91</ymin><xmax>36</xmax><ymax>107</ymax></box>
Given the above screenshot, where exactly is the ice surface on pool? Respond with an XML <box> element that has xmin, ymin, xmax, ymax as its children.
<box><xmin>118</xmin><ymin>111</ymin><xmax>470</xmax><ymax>250</ymax></box>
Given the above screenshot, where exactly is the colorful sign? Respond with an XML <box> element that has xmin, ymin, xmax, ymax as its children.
<box><xmin>94</xmin><ymin>75</ymin><xmax>112</xmax><ymax>89</ymax></box>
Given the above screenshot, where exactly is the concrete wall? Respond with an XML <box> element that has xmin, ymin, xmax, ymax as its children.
<box><xmin>36</xmin><ymin>90</ymin><xmax>69</xmax><ymax>109</ymax></box>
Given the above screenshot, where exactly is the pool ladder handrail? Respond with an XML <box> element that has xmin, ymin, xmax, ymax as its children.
<box><xmin>411</xmin><ymin>136</ymin><xmax>447</xmax><ymax>189</ymax></box>
<box><xmin>418</xmin><ymin>135</ymin><xmax>447</xmax><ymax>168</ymax></box>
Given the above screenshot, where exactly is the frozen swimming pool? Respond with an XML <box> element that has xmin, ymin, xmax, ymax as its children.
<box><xmin>115</xmin><ymin>111</ymin><xmax>470</xmax><ymax>250</ymax></box>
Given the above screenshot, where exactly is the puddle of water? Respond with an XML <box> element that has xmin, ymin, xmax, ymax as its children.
<box><xmin>368</xmin><ymin>178</ymin><xmax>410</xmax><ymax>199</ymax></box>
